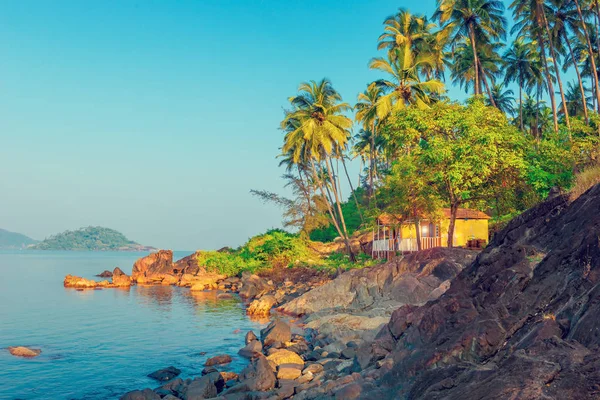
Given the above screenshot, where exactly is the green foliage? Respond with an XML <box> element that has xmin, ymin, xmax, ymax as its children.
<box><xmin>309</xmin><ymin>191</ymin><xmax>365</xmax><ymax>242</ymax></box>
<box><xmin>197</xmin><ymin>229</ymin><xmax>320</xmax><ymax>276</ymax></box>
<box><xmin>31</xmin><ymin>226</ymin><xmax>144</xmax><ymax>251</ymax></box>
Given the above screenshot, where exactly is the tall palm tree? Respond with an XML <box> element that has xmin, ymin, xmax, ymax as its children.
<box><xmin>377</xmin><ymin>9</ymin><xmax>433</xmax><ymax>54</ymax></box>
<box><xmin>560</xmin><ymin>80</ymin><xmax>592</xmax><ymax>117</ymax></box>
<box><xmin>449</xmin><ymin>40</ymin><xmax>503</xmax><ymax>100</ymax></box>
<box><xmin>511</xmin><ymin>0</ymin><xmax>560</xmax><ymax>132</ymax></box>
<box><xmin>369</xmin><ymin>45</ymin><xmax>445</xmax><ymax>120</ymax></box>
<box><xmin>281</xmin><ymin>79</ymin><xmax>356</xmax><ymax>260</ymax></box>
<box><xmin>548</xmin><ymin>0</ymin><xmax>590</xmax><ymax>122</ymax></box>
<box><xmin>573</xmin><ymin>0</ymin><xmax>600</xmax><ymax>113</ymax></box>
<box><xmin>488</xmin><ymin>84</ymin><xmax>516</xmax><ymax>115</ymax></box>
<box><xmin>355</xmin><ymin>83</ymin><xmax>383</xmax><ymax>201</ymax></box>
<box><xmin>436</xmin><ymin>0</ymin><xmax>507</xmax><ymax>96</ymax></box>
<box><xmin>504</xmin><ymin>39</ymin><xmax>543</xmax><ymax>130</ymax></box>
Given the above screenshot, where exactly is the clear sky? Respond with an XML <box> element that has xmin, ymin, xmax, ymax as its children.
<box><xmin>0</xmin><ymin>0</ymin><xmax>470</xmax><ymax>251</ymax></box>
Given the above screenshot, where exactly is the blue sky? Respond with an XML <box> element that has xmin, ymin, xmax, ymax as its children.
<box><xmin>0</xmin><ymin>0</ymin><xmax>476</xmax><ymax>251</ymax></box>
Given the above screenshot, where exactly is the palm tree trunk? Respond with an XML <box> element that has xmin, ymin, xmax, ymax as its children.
<box><xmin>519</xmin><ymin>82</ymin><xmax>524</xmax><ymax>131</ymax></box>
<box><xmin>369</xmin><ymin>123</ymin><xmax>376</xmax><ymax>203</ymax></box>
<box><xmin>340</xmin><ymin>154</ymin><xmax>364</xmax><ymax>223</ymax></box>
<box><xmin>325</xmin><ymin>156</ymin><xmax>356</xmax><ymax>262</ymax></box>
<box><xmin>541</xmin><ymin>11</ymin><xmax>570</xmax><ymax>129</ymax></box>
<box><xmin>468</xmin><ymin>24</ymin><xmax>480</xmax><ymax>96</ymax></box>
<box><xmin>537</xmin><ymin>30</ymin><xmax>559</xmax><ymax>133</ymax></box>
<box><xmin>479</xmin><ymin>64</ymin><xmax>497</xmax><ymax>107</ymax></box>
<box><xmin>575</xmin><ymin>0</ymin><xmax>600</xmax><ymax>113</ymax></box>
<box><xmin>565</xmin><ymin>33</ymin><xmax>589</xmax><ymax>124</ymax></box>
<box><xmin>310</xmin><ymin>160</ymin><xmax>349</xmax><ymax>253</ymax></box>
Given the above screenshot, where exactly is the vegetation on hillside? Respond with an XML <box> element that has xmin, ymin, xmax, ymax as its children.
<box><xmin>196</xmin><ymin>229</ymin><xmax>375</xmax><ymax>276</ymax></box>
<box><xmin>30</xmin><ymin>226</ymin><xmax>151</xmax><ymax>251</ymax></box>
<box><xmin>253</xmin><ymin>1</ymin><xmax>600</xmax><ymax>260</ymax></box>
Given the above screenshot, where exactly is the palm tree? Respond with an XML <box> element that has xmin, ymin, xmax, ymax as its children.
<box><xmin>436</xmin><ymin>0</ymin><xmax>507</xmax><ymax>96</ymax></box>
<box><xmin>378</xmin><ymin>9</ymin><xmax>433</xmax><ymax>54</ymax></box>
<box><xmin>548</xmin><ymin>0</ymin><xmax>590</xmax><ymax>122</ymax></box>
<box><xmin>281</xmin><ymin>78</ymin><xmax>356</xmax><ymax>260</ymax></box>
<box><xmin>355</xmin><ymin>83</ymin><xmax>383</xmax><ymax>201</ymax></box>
<box><xmin>511</xmin><ymin>0</ymin><xmax>560</xmax><ymax>132</ymax></box>
<box><xmin>488</xmin><ymin>84</ymin><xmax>515</xmax><ymax>115</ymax></box>
<box><xmin>504</xmin><ymin>39</ymin><xmax>543</xmax><ymax>130</ymax></box>
<box><xmin>449</xmin><ymin>40</ymin><xmax>503</xmax><ymax>101</ymax></box>
<box><xmin>560</xmin><ymin>80</ymin><xmax>592</xmax><ymax>117</ymax></box>
<box><xmin>572</xmin><ymin>0</ymin><xmax>600</xmax><ymax>113</ymax></box>
<box><xmin>369</xmin><ymin>45</ymin><xmax>445</xmax><ymax>120</ymax></box>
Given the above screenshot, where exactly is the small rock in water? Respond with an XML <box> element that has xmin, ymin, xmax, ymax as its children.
<box><xmin>96</xmin><ymin>270</ymin><xmax>113</xmax><ymax>278</ymax></box>
<box><xmin>119</xmin><ymin>388</ymin><xmax>160</xmax><ymax>400</ymax></box>
<box><xmin>245</xmin><ymin>330</ymin><xmax>258</xmax><ymax>345</ymax></box>
<box><xmin>8</xmin><ymin>346</ymin><xmax>41</xmax><ymax>358</ymax></box>
<box><xmin>202</xmin><ymin>366</ymin><xmax>218</xmax><ymax>375</ymax></box>
<box><xmin>147</xmin><ymin>366</ymin><xmax>181</xmax><ymax>382</ymax></box>
<box><xmin>205</xmin><ymin>354</ymin><xmax>232</xmax><ymax>366</ymax></box>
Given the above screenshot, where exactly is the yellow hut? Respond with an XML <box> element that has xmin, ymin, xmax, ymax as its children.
<box><xmin>372</xmin><ymin>208</ymin><xmax>490</xmax><ymax>259</ymax></box>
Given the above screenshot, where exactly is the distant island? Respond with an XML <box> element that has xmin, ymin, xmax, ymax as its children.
<box><xmin>29</xmin><ymin>226</ymin><xmax>156</xmax><ymax>251</ymax></box>
<box><xmin>0</xmin><ymin>228</ymin><xmax>38</xmax><ymax>249</ymax></box>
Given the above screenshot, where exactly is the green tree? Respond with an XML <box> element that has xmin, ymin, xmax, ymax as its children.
<box><xmin>281</xmin><ymin>79</ymin><xmax>357</xmax><ymax>260</ymax></box>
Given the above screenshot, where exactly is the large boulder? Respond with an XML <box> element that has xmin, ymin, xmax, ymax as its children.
<box><xmin>147</xmin><ymin>366</ymin><xmax>181</xmax><ymax>382</ymax></box>
<box><xmin>247</xmin><ymin>295</ymin><xmax>277</xmax><ymax>316</ymax></box>
<box><xmin>237</xmin><ymin>355</ymin><xmax>276</xmax><ymax>392</ymax></box>
<box><xmin>266</xmin><ymin>349</ymin><xmax>304</xmax><ymax>367</ymax></box>
<box><xmin>189</xmin><ymin>273</ymin><xmax>227</xmax><ymax>291</ymax></box>
<box><xmin>131</xmin><ymin>250</ymin><xmax>174</xmax><ymax>283</ymax></box>
<box><xmin>180</xmin><ymin>371</ymin><xmax>224</xmax><ymax>399</ymax></box>
<box><xmin>119</xmin><ymin>388</ymin><xmax>160</xmax><ymax>400</ymax></box>
<box><xmin>205</xmin><ymin>354</ymin><xmax>232</xmax><ymax>366</ymax></box>
<box><xmin>112</xmin><ymin>267</ymin><xmax>131</xmax><ymax>287</ymax></box>
<box><xmin>63</xmin><ymin>275</ymin><xmax>110</xmax><ymax>289</ymax></box>
<box><xmin>359</xmin><ymin>184</ymin><xmax>600</xmax><ymax>399</ymax></box>
<box><xmin>238</xmin><ymin>272</ymin><xmax>272</xmax><ymax>300</ymax></box>
<box><xmin>260</xmin><ymin>320</ymin><xmax>291</xmax><ymax>348</ymax></box>
<box><xmin>8</xmin><ymin>346</ymin><xmax>41</xmax><ymax>358</ymax></box>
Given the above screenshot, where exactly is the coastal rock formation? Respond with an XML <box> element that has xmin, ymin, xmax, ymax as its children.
<box><xmin>119</xmin><ymin>388</ymin><xmax>160</xmax><ymax>400</ymax></box>
<box><xmin>279</xmin><ymin>248</ymin><xmax>475</xmax><ymax>342</ymax></box>
<box><xmin>96</xmin><ymin>270</ymin><xmax>113</xmax><ymax>278</ymax></box>
<box><xmin>345</xmin><ymin>184</ymin><xmax>600</xmax><ymax>399</ymax></box>
<box><xmin>205</xmin><ymin>354</ymin><xmax>232</xmax><ymax>366</ymax></box>
<box><xmin>63</xmin><ymin>275</ymin><xmax>110</xmax><ymax>289</ymax></box>
<box><xmin>8</xmin><ymin>346</ymin><xmax>41</xmax><ymax>358</ymax></box>
<box><xmin>188</xmin><ymin>273</ymin><xmax>227</xmax><ymax>291</ymax></box>
<box><xmin>247</xmin><ymin>294</ymin><xmax>277</xmax><ymax>316</ymax></box>
<box><xmin>131</xmin><ymin>250</ymin><xmax>175</xmax><ymax>283</ymax></box>
<box><xmin>111</xmin><ymin>267</ymin><xmax>131</xmax><ymax>287</ymax></box>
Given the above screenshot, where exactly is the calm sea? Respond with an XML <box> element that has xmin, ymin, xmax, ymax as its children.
<box><xmin>0</xmin><ymin>250</ymin><xmax>267</xmax><ymax>400</ymax></box>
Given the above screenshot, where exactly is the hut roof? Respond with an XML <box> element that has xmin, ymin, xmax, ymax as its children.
<box><xmin>377</xmin><ymin>208</ymin><xmax>491</xmax><ymax>225</ymax></box>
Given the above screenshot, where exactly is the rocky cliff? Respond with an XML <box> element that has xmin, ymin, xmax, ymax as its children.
<box><xmin>351</xmin><ymin>184</ymin><xmax>600</xmax><ymax>399</ymax></box>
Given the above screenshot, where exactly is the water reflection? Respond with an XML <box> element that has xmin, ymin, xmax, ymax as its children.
<box><xmin>134</xmin><ymin>285</ymin><xmax>175</xmax><ymax>311</ymax></box>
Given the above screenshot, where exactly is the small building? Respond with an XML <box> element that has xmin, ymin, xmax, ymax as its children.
<box><xmin>372</xmin><ymin>208</ymin><xmax>491</xmax><ymax>259</ymax></box>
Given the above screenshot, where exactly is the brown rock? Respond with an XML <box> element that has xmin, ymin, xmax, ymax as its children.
<box><xmin>266</xmin><ymin>350</ymin><xmax>304</xmax><ymax>368</ymax></box>
<box><xmin>246</xmin><ymin>330</ymin><xmax>258</xmax><ymax>344</ymax></box>
<box><xmin>277</xmin><ymin>364</ymin><xmax>302</xmax><ymax>380</ymax></box>
<box><xmin>119</xmin><ymin>388</ymin><xmax>161</xmax><ymax>400</ymax></box>
<box><xmin>238</xmin><ymin>339</ymin><xmax>263</xmax><ymax>359</ymax></box>
<box><xmin>8</xmin><ymin>346</ymin><xmax>41</xmax><ymax>358</ymax></box>
<box><xmin>220</xmin><ymin>371</ymin><xmax>238</xmax><ymax>382</ymax></box>
<box><xmin>147</xmin><ymin>366</ymin><xmax>181</xmax><ymax>382</ymax></box>
<box><xmin>238</xmin><ymin>355</ymin><xmax>276</xmax><ymax>392</ymax></box>
<box><xmin>334</xmin><ymin>383</ymin><xmax>362</xmax><ymax>400</ymax></box>
<box><xmin>63</xmin><ymin>275</ymin><xmax>99</xmax><ymax>288</ymax></box>
<box><xmin>180</xmin><ymin>371</ymin><xmax>223</xmax><ymax>399</ymax></box>
<box><xmin>131</xmin><ymin>250</ymin><xmax>174</xmax><ymax>282</ymax></box>
<box><xmin>247</xmin><ymin>295</ymin><xmax>277</xmax><ymax>316</ymax></box>
<box><xmin>96</xmin><ymin>270</ymin><xmax>113</xmax><ymax>278</ymax></box>
<box><xmin>205</xmin><ymin>354</ymin><xmax>232</xmax><ymax>366</ymax></box>
<box><xmin>261</xmin><ymin>320</ymin><xmax>291</xmax><ymax>348</ymax></box>
<box><xmin>112</xmin><ymin>267</ymin><xmax>131</xmax><ymax>287</ymax></box>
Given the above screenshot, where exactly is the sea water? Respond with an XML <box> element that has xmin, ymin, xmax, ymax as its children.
<box><xmin>0</xmin><ymin>250</ymin><xmax>267</xmax><ymax>399</ymax></box>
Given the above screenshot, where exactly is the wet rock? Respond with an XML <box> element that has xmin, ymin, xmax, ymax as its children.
<box><xmin>205</xmin><ymin>354</ymin><xmax>232</xmax><ymax>366</ymax></box>
<box><xmin>266</xmin><ymin>350</ymin><xmax>304</xmax><ymax>368</ymax></box>
<box><xmin>201</xmin><ymin>366</ymin><xmax>218</xmax><ymax>375</ymax></box>
<box><xmin>220</xmin><ymin>371</ymin><xmax>239</xmax><ymax>382</ymax></box>
<box><xmin>112</xmin><ymin>267</ymin><xmax>132</xmax><ymax>287</ymax></box>
<box><xmin>180</xmin><ymin>371</ymin><xmax>223</xmax><ymax>399</ymax></box>
<box><xmin>147</xmin><ymin>366</ymin><xmax>181</xmax><ymax>382</ymax></box>
<box><xmin>247</xmin><ymin>295</ymin><xmax>277</xmax><ymax>316</ymax></box>
<box><xmin>238</xmin><ymin>339</ymin><xmax>263</xmax><ymax>359</ymax></box>
<box><xmin>63</xmin><ymin>275</ymin><xmax>102</xmax><ymax>289</ymax></box>
<box><xmin>260</xmin><ymin>320</ymin><xmax>291</xmax><ymax>348</ymax></box>
<box><xmin>7</xmin><ymin>346</ymin><xmax>41</xmax><ymax>358</ymax></box>
<box><xmin>157</xmin><ymin>378</ymin><xmax>184</xmax><ymax>396</ymax></box>
<box><xmin>334</xmin><ymin>382</ymin><xmax>362</xmax><ymax>399</ymax></box>
<box><xmin>96</xmin><ymin>270</ymin><xmax>113</xmax><ymax>278</ymax></box>
<box><xmin>245</xmin><ymin>331</ymin><xmax>258</xmax><ymax>345</ymax></box>
<box><xmin>119</xmin><ymin>388</ymin><xmax>161</xmax><ymax>400</ymax></box>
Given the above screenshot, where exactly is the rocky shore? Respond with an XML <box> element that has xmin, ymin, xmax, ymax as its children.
<box><xmin>59</xmin><ymin>183</ymin><xmax>600</xmax><ymax>399</ymax></box>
